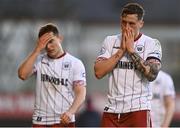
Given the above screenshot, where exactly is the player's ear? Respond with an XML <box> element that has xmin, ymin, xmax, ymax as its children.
<box><xmin>58</xmin><ymin>35</ymin><xmax>64</xmax><ymax>42</ymax></box>
<box><xmin>139</xmin><ymin>20</ymin><xmax>144</xmax><ymax>28</ymax></box>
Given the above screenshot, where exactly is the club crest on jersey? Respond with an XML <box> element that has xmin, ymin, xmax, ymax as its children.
<box><xmin>62</xmin><ymin>62</ymin><xmax>71</xmax><ymax>70</ymax></box>
<box><xmin>135</xmin><ymin>45</ymin><xmax>144</xmax><ymax>53</ymax></box>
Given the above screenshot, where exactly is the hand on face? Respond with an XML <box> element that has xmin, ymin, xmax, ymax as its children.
<box><xmin>35</xmin><ymin>32</ymin><xmax>55</xmax><ymax>53</ymax></box>
<box><xmin>120</xmin><ymin>28</ymin><xmax>126</xmax><ymax>52</ymax></box>
<box><xmin>122</xmin><ymin>25</ymin><xmax>135</xmax><ymax>53</ymax></box>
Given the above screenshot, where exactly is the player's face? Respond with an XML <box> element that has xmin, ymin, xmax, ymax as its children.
<box><xmin>120</xmin><ymin>14</ymin><xmax>144</xmax><ymax>38</ymax></box>
<box><xmin>46</xmin><ymin>35</ymin><xmax>63</xmax><ymax>58</ymax></box>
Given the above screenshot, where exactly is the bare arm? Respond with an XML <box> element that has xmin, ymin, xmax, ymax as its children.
<box><xmin>60</xmin><ymin>81</ymin><xmax>86</xmax><ymax>124</ymax></box>
<box><xmin>94</xmin><ymin>32</ymin><xmax>126</xmax><ymax>79</ymax></box>
<box><xmin>129</xmin><ymin>53</ymin><xmax>161</xmax><ymax>81</ymax></box>
<box><xmin>94</xmin><ymin>49</ymin><xmax>125</xmax><ymax>79</ymax></box>
<box><xmin>161</xmin><ymin>95</ymin><xmax>175</xmax><ymax>127</ymax></box>
<box><xmin>18</xmin><ymin>49</ymin><xmax>40</xmax><ymax>80</ymax></box>
<box><xmin>18</xmin><ymin>32</ymin><xmax>54</xmax><ymax>80</ymax></box>
<box><xmin>124</xmin><ymin>27</ymin><xmax>161</xmax><ymax>81</ymax></box>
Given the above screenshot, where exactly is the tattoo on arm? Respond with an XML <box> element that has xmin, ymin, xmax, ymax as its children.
<box><xmin>115</xmin><ymin>52</ymin><xmax>121</xmax><ymax>59</ymax></box>
<box><xmin>130</xmin><ymin>52</ymin><xmax>161</xmax><ymax>81</ymax></box>
<box><xmin>73</xmin><ymin>80</ymin><xmax>86</xmax><ymax>86</ymax></box>
<box><xmin>114</xmin><ymin>48</ymin><xmax>124</xmax><ymax>59</ymax></box>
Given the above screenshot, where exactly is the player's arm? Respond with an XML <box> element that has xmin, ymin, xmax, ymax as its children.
<box><xmin>129</xmin><ymin>53</ymin><xmax>161</xmax><ymax>81</ymax></box>
<box><xmin>94</xmin><ymin>33</ymin><xmax>126</xmax><ymax>79</ymax></box>
<box><xmin>18</xmin><ymin>50</ymin><xmax>40</xmax><ymax>80</ymax></box>
<box><xmin>94</xmin><ymin>49</ymin><xmax>125</xmax><ymax>79</ymax></box>
<box><xmin>60</xmin><ymin>81</ymin><xmax>86</xmax><ymax>124</ymax></box>
<box><xmin>18</xmin><ymin>32</ymin><xmax>54</xmax><ymax>80</ymax></box>
<box><xmin>161</xmin><ymin>95</ymin><xmax>175</xmax><ymax>127</ymax></box>
<box><xmin>125</xmin><ymin>27</ymin><xmax>161</xmax><ymax>81</ymax></box>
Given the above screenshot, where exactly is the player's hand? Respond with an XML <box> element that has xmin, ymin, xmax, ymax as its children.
<box><xmin>60</xmin><ymin>111</ymin><xmax>72</xmax><ymax>125</ymax></box>
<box><xmin>124</xmin><ymin>26</ymin><xmax>135</xmax><ymax>53</ymax></box>
<box><xmin>34</xmin><ymin>32</ymin><xmax>54</xmax><ymax>53</ymax></box>
<box><xmin>120</xmin><ymin>28</ymin><xmax>126</xmax><ymax>53</ymax></box>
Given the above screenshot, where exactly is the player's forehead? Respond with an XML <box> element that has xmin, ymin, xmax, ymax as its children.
<box><xmin>121</xmin><ymin>14</ymin><xmax>139</xmax><ymax>22</ymax></box>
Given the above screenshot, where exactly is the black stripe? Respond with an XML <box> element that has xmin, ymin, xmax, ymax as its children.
<box><xmin>146</xmin><ymin>56</ymin><xmax>161</xmax><ymax>62</ymax></box>
<box><xmin>113</xmin><ymin>46</ymin><xmax>120</xmax><ymax>49</ymax></box>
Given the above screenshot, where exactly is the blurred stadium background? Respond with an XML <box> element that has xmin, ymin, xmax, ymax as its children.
<box><xmin>0</xmin><ymin>0</ymin><xmax>180</xmax><ymax>126</ymax></box>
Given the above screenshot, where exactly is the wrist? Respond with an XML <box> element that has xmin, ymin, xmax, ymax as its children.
<box><xmin>127</xmin><ymin>48</ymin><xmax>135</xmax><ymax>54</ymax></box>
<box><xmin>33</xmin><ymin>47</ymin><xmax>41</xmax><ymax>55</ymax></box>
<box><xmin>67</xmin><ymin>108</ymin><xmax>76</xmax><ymax>115</ymax></box>
<box><xmin>115</xmin><ymin>49</ymin><xmax>124</xmax><ymax>59</ymax></box>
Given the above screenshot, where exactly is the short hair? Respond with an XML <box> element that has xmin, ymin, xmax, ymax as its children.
<box><xmin>38</xmin><ymin>23</ymin><xmax>59</xmax><ymax>38</ymax></box>
<box><xmin>121</xmin><ymin>3</ymin><xmax>145</xmax><ymax>20</ymax></box>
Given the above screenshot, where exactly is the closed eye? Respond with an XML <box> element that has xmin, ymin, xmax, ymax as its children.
<box><xmin>48</xmin><ymin>39</ymin><xmax>54</xmax><ymax>44</ymax></box>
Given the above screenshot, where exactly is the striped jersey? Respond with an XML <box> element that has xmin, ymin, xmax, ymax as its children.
<box><xmin>32</xmin><ymin>52</ymin><xmax>86</xmax><ymax>125</ymax></box>
<box><xmin>150</xmin><ymin>71</ymin><xmax>175</xmax><ymax>127</ymax></box>
<box><xmin>97</xmin><ymin>33</ymin><xmax>162</xmax><ymax>114</ymax></box>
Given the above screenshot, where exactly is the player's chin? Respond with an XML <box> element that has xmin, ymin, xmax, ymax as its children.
<box><xmin>47</xmin><ymin>52</ymin><xmax>56</xmax><ymax>58</ymax></box>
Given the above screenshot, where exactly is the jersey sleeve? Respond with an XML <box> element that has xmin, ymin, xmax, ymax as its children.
<box><xmin>32</xmin><ymin>55</ymin><xmax>42</xmax><ymax>74</ymax></box>
<box><xmin>73</xmin><ymin>60</ymin><xmax>86</xmax><ymax>86</ymax></box>
<box><xmin>147</xmin><ymin>39</ymin><xmax>162</xmax><ymax>61</ymax></box>
<box><xmin>163</xmin><ymin>75</ymin><xmax>176</xmax><ymax>98</ymax></box>
<box><xmin>97</xmin><ymin>36</ymin><xmax>111</xmax><ymax>59</ymax></box>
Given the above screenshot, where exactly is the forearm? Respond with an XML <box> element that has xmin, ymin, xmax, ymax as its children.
<box><xmin>161</xmin><ymin>97</ymin><xmax>175</xmax><ymax>127</ymax></box>
<box><xmin>68</xmin><ymin>86</ymin><xmax>86</xmax><ymax>114</ymax></box>
<box><xmin>162</xmin><ymin>109</ymin><xmax>175</xmax><ymax>127</ymax></box>
<box><xmin>18</xmin><ymin>49</ymin><xmax>40</xmax><ymax>80</ymax></box>
<box><xmin>94</xmin><ymin>49</ymin><xmax>124</xmax><ymax>79</ymax></box>
<box><xmin>129</xmin><ymin>52</ymin><xmax>161</xmax><ymax>81</ymax></box>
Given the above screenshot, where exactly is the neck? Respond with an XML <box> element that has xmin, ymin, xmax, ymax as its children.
<box><xmin>134</xmin><ymin>32</ymin><xmax>142</xmax><ymax>41</ymax></box>
<box><xmin>134</xmin><ymin>31</ymin><xmax>140</xmax><ymax>39</ymax></box>
<box><xmin>47</xmin><ymin>48</ymin><xmax>65</xmax><ymax>59</ymax></box>
<box><xmin>56</xmin><ymin>44</ymin><xmax>64</xmax><ymax>58</ymax></box>
<box><xmin>55</xmin><ymin>49</ymin><xmax>65</xmax><ymax>59</ymax></box>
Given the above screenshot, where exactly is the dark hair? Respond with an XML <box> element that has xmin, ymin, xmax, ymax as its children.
<box><xmin>121</xmin><ymin>3</ymin><xmax>145</xmax><ymax>20</ymax></box>
<box><xmin>38</xmin><ymin>23</ymin><xmax>59</xmax><ymax>38</ymax></box>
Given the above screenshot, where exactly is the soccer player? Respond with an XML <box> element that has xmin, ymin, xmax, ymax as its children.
<box><xmin>150</xmin><ymin>70</ymin><xmax>175</xmax><ymax>127</ymax></box>
<box><xmin>18</xmin><ymin>23</ymin><xmax>86</xmax><ymax>127</ymax></box>
<box><xmin>94</xmin><ymin>3</ymin><xmax>162</xmax><ymax>127</ymax></box>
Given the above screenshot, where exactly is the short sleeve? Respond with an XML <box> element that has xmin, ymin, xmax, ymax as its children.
<box><xmin>73</xmin><ymin>60</ymin><xmax>86</xmax><ymax>85</ymax></box>
<box><xmin>33</xmin><ymin>55</ymin><xmax>43</xmax><ymax>74</ymax></box>
<box><xmin>147</xmin><ymin>39</ymin><xmax>162</xmax><ymax>61</ymax></box>
<box><xmin>97</xmin><ymin>36</ymin><xmax>111</xmax><ymax>59</ymax></box>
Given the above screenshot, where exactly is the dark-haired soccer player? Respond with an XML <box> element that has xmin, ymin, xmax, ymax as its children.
<box><xmin>94</xmin><ymin>3</ymin><xmax>162</xmax><ymax>127</ymax></box>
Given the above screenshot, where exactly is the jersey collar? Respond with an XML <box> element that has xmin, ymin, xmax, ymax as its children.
<box><xmin>134</xmin><ymin>33</ymin><xmax>142</xmax><ymax>42</ymax></box>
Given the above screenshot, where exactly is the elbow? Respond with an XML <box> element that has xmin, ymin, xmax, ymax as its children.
<box><xmin>18</xmin><ymin>73</ymin><xmax>27</xmax><ymax>81</ymax></box>
<box><xmin>147</xmin><ymin>75</ymin><xmax>157</xmax><ymax>82</ymax></box>
<box><xmin>19</xmin><ymin>75</ymin><xmax>27</xmax><ymax>81</ymax></box>
<box><xmin>94</xmin><ymin>70</ymin><xmax>104</xmax><ymax>79</ymax></box>
<box><xmin>95</xmin><ymin>73</ymin><xmax>103</xmax><ymax>79</ymax></box>
<box><xmin>94</xmin><ymin>64</ymin><xmax>106</xmax><ymax>79</ymax></box>
<box><xmin>18</xmin><ymin>69</ymin><xmax>28</xmax><ymax>81</ymax></box>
